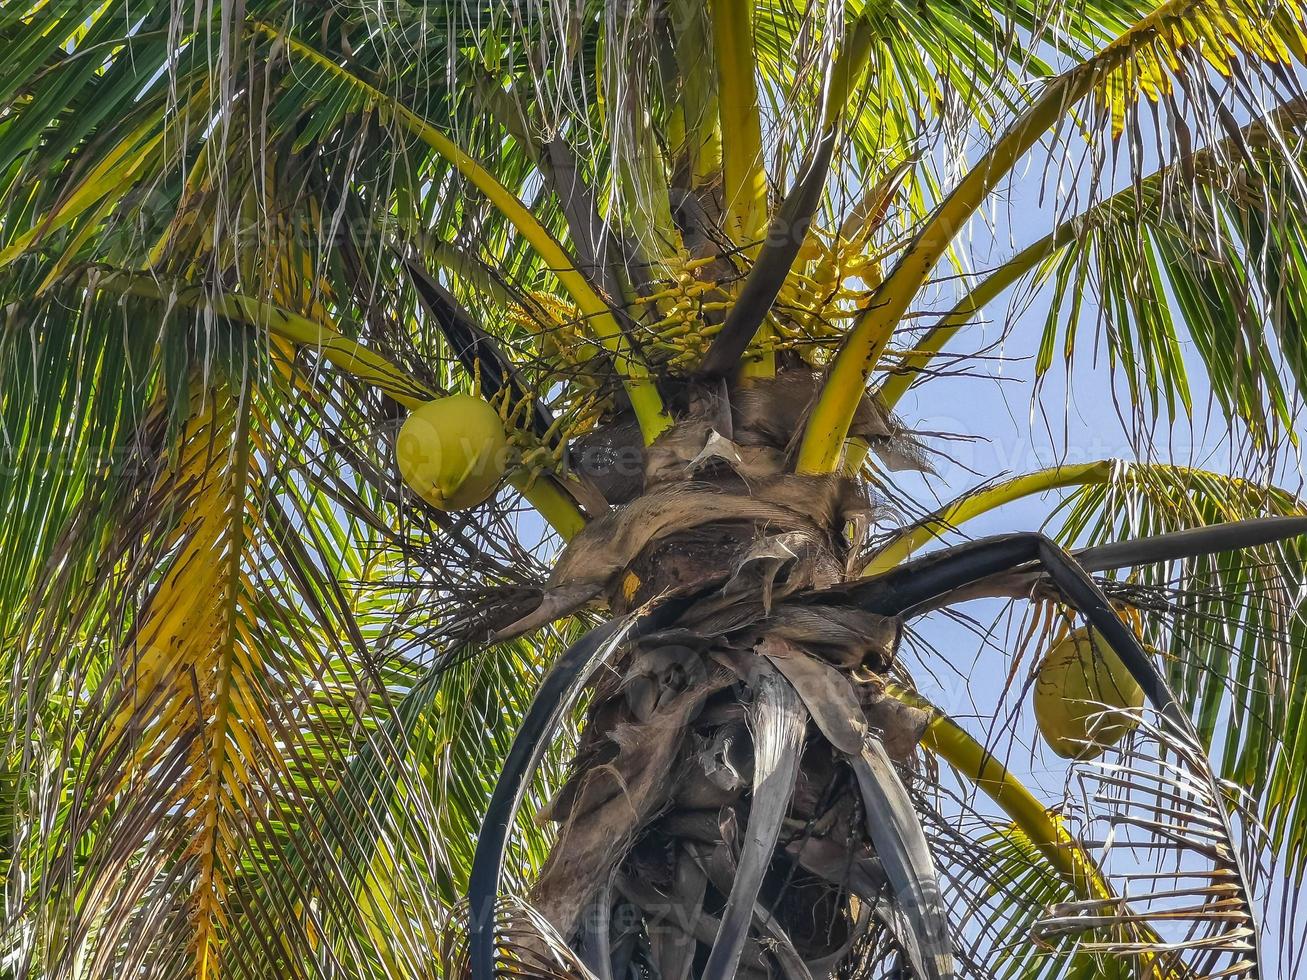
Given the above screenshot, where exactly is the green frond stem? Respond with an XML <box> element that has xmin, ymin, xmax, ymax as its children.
<box><xmin>613</xmin><ymin>111</ymin><xmax>681</xmax><ymax>270</ymax></box>
<box><xmin>825</xmin><ymin>15</ymin><xmax>875</xmax><ymax>121</ymax></box>
<box><xmin>710</xmin><ymin>0</ymin><xmax>768</xmax><ymax>250</ymax></box>
<box><xmin>256</xmin><ymin>23</ymin><xmax>672</xmax><ymax>444</ymax></box>
<box><xmin>883</xmin><ymin>682</ymin><xmax>1108</xmax><ymax>901</ymax></box>
<box><xmin>146</xmin><ymin>129</ymin><xmax>218</xmax><ymax>268</ymax></box>
<box><xmin>700</xmin><ymin>13</ymin><xmax>875</xmax><ymax>381</ymax></box>
<box><xmin>119</xmin><ymin>278</ymin><xmax>589</xmax><ymax>538</ymax></box>
<box><xmin>795</xmin><ymin>0</ymin><xmax>1286</xmax><ymax>474</ymax></box>
<box><xmin>875</xmin><ymin>232</ymin><xmax>1063</xmax><ymax>410</ymax></box>
<box><xmin>864</xmin><ymin>461</ymin><xmax>1117</xmax><ymax>574</ymax></box>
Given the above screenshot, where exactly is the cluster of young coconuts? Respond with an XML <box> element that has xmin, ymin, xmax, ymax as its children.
<box><xmin>395</xmin><ymin>394</ymin><xmax>1146</xmax><ymax>761</ymax></box>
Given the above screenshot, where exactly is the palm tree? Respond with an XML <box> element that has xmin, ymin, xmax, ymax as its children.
<box><xmin>2</xmin><ymin>0</ymin><xmax>1307</xmax><ymax>976</ymax></box>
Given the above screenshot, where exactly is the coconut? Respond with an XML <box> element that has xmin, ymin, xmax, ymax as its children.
<box><xmin>396</xmin><ymin>394</ymin><xmax>509</xmax><ymax>510</ymax></box>
<box><xmin>1033</xmin><ymin>625</ymin><xmax>1145</xmax><ymax>760</ymax></box>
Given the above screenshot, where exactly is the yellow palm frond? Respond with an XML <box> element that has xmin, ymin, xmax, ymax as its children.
<box><xmin>62</xmin><ymin>384</ymin><xmax>272</xmax><ymax>977</ymax></box>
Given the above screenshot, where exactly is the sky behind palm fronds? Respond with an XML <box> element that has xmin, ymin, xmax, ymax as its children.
<box><xmin>891</xmin><ymin>139</ymin><xmax>1306</xmax><ymax>972</ymax></box>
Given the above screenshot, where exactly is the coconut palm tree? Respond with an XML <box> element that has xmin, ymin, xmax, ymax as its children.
<box><xmin>3</xmin><ymin>0</ymin><xmax>1307</xmax><ymax>976</ymax></box>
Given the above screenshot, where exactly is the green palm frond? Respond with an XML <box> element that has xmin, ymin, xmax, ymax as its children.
<box><xmin>1055</xmin><ymin>465</ymin><xmax>1307</xmax><ymax>882</ymax></box>
<box><xmin>0</xmin><ymin>312</ymin><xmax>584</xmax><ymax>976</ymax></box>
<box><xmin>1033</xmin><ymin>99</ymin><xmax>1307</xmax><ymax>445</ymax></box>
<box><xmin>800</xmin><ymin>0</ymin><xmax>1307</xmax><ymax>472</ymax></box>
<box><xmin>879</xmin><ymin>95</ymin><xmax>1307</xmax><ymax>419</ymax></box>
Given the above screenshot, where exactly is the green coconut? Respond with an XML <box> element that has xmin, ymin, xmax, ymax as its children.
<box><xmin>396</xmin><ymin>394</ymin><xmax>509</xmax><ymax>511</ymax></box>
<box><xmin>1033</xmin><ymin>625</ymin><xmax>1145</xmax><ymax>760</ymax></box>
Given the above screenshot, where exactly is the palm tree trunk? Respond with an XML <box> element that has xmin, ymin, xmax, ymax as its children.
<box><xmin>472</xmin><ymin>367</ymin><xmax>951</xmax><ymax>978</ymax></box>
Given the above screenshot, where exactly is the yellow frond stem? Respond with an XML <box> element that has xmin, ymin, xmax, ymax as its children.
<box><xmin>883</xmin><ymin>682</ymin><xmax>1109</xmax><ymax>899</ymax></box>
<box><xmin>524</xmin><ymin>478</ymin><xmax>588</xmax><ymax>541</ymax></box>
<box><xmin>875</xmin><ymin>86</ymin><xmax>1307</xmax><ymax>412</ymax></box>
<box><xmin>193</xmin><ymin>392</ymin><xmax>253</xmax><ymax>980</ymax></box>
<box><xmin>863</xmin><ymin>461</ymin><xmax>1117</xmax><ymax>574</ymax></box>
<box><xmin>841</xmin><ymin>437</ymin><xmax>870</xmax><ymax>477</ymax></box>
<box><xmin>715</xmin><ymin>14</ymin><xmax>873</xmax><ymax>380</ymax></box>
<box><xmin>710</xmin><ymin>0</ymin><xmax>768</xmax><ymax>248</ymax></box>
<box><xmin>89</xmin><ymin>385</ymin><xmax>255</xmax><ymax>978</ymax></box>
<box><xmin>795</xmin><ymin>75</ymin><xmax>1075</xmax><ymax>472</ymax></box>
<box><xmin>865</xmin><ymin>455</ymin><xmax>1288</xmax><ymax>577</ymax></box>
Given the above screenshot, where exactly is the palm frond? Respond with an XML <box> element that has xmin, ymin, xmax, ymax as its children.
<box><xmin>1032</xmin><ymin>94</ymin><xmax>1307</xmax><ymax>448</ymax></box>
<box><xmin>1055</xmin><ymin>467</ymin><xmax>1307</xmax><ymax>898</ymax></box>
<box><xmin>1</xmin><ymin>309</ymin><xmax>598</xmax><ymax>977</ymax></box>
<box><xmin>800</xmin><ymin>0</ymin><xmax>1307</xmax><ymax>473</ymax></box>
<box><xmin>878</xmin><ymin>93</ymin><xmax>1307</xmax><ymax>421</ymax></box>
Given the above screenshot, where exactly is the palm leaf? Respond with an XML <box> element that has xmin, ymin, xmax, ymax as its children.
<box><xmin>1055</xmin><ymin>467</ymin><xmax>1307</xmax><ymax>894</ymax></box>
<box><xmin>800</xmin><ymin>0</ymin><xmax>1307</xmax><ymax>472</ymax></box>
<box><xmin>1033</xmin><ymin>96</ymin><xmax>1307</xmax><ymax>446</ymax></box>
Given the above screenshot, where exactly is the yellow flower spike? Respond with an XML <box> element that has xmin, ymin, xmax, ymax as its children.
<box><xmin>638</xmin><ymin>287</ymin><xmax>685</xmax><ymax>305</ymax></box>
<box><xmin>567</xmin><ymin>410</ymin><xmax>602</xmax><ymax>437</ymax></box>
<box><xmin>514</xmin><ymin>444</ymin><xmax>545</xmax><ymax>471</ymax></box>
<box><xmin>657</xmin><ymin>323</ymin><xmax>694</xmax><ymax>339</ymax></box>
<box><xmin>549</xmin><ymin>441</ymin><xmax>569</xmax><ymax>469</ymax></box>
<box><xmin>509</xmin><ymin>394</ymin><xmax>535</xmax><ymax>432</ymax></box>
